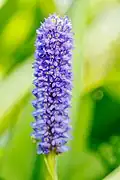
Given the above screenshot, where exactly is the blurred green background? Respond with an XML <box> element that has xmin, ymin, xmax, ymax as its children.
<box><xmin>0</xmin><ymin>0</ymin><xmax>120</xmax><ymax>179</ymax></box>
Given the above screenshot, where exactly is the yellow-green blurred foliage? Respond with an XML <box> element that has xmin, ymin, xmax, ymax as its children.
<box><xmin>0</xmin><ymin>0</ymin><xmax>120</xmax><ymax>180</ymax></box>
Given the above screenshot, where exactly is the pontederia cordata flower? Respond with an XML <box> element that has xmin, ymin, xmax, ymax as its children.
<box><xmin>31</xmin><ymin>14</ymin><xmax>74</xmax><ymax>155</ymax></box>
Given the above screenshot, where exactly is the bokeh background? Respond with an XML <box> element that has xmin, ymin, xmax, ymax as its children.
<box><xmin>0</xmin><ymin>0</ymin><xmax>120</xmax><ymax>179</ymax></box>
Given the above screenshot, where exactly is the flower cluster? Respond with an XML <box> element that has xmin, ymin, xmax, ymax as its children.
<box><xmin>31</xmin><ymin>14</ymin><xmax>74</xmax><ymax>154</ymax></box>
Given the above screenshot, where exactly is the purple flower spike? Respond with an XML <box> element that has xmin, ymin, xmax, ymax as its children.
<box><xmin>32</xmin><ymin>14</ymin><xmax>74</xmax><ymax>155</ymax></box>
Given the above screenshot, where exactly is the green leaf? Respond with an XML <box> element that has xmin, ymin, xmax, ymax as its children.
<box><xmin>0</xmin><ymin>104</ymin><xmax>37</xmax><ymax>180</ymax></box>
<box><xmin>83</xmin><ymin>5</ymin><xmax>120</xmax><ymax>93</ymax></box>
<box><xmin>0</xmin><ymin>9</ymin><xmax>35</xmax><ymax>74</ymax></box>
<box><xmin>38</xmin><ymin>0</ymin><xmax>56</xmax><ymax>16</ymax></box>
<box><xmin>0</xmin><ymin>0</ymin><xmax>18</xmax><ymax>35</ymax></box>
<box><xmin>103</xmin><ymin>166</ymin><xmax>120</xmax><ymax>180</ymax></box>
<box><xmin>0</xmin><ymin>58</ymin><xmax>32</xmax><ymax>134</ymax></box>
<box><xmin>89</xmin><ymin>87</ymin><xmax>120</xmax><ymax>146</ymax></box>
<box><xmin>30</xmin><ymin>154</ymin><xmax>44</xmax><ymax>180</ymax></box>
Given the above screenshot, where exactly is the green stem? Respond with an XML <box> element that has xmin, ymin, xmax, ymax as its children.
<box><xmin>44</xmin><ymin>151</ymin><xmax>58</xmax><ymax>180</ymax></box>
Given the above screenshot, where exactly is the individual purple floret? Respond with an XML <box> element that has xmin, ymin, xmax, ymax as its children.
<box><xmin>31</xmin><ymin>14</ymin><xmax>74</xmax><ymax>154</ymax></box>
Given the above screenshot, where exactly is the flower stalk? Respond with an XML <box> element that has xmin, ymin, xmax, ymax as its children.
<box><xmin>44</xmin><ymin>151</ymin><xmax>58</xmax><ymax>180</ymax></box>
